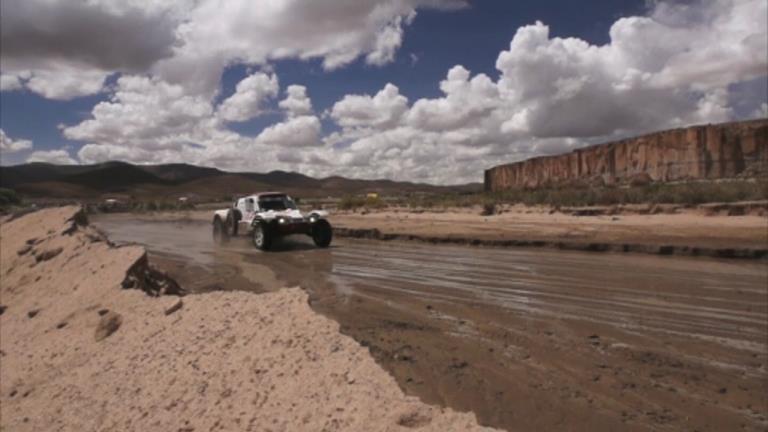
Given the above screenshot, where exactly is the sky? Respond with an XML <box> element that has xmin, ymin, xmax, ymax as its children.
<box><xmin>0</xmin><ymin>0</ymin><xmax>766</xmax><ymax>184</ymax></box>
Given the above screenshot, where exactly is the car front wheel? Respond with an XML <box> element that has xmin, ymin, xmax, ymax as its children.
<box><xmin>252</xmin><ymin>221</ymin><xmax>272</xmax><ymax>251</ymax></box>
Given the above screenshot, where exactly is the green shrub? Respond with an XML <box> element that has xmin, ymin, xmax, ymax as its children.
<box><xmin>0</xmin><ymin>188</ymin><xmax>21</xmax><ymax>207</ymax></box>
<box><xmin>338</xmin><ymin>195</ymin><xmax>386</xmax><ymax>210</ymax></box>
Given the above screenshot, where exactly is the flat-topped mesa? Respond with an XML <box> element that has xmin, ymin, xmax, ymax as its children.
<box><xmin>484</xmin><ymin>119</ymin><xmax>768</xmax><ymax>192</ymax></box>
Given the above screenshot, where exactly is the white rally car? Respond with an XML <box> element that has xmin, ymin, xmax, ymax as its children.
<box><xmin>212</xmin><ymin>192</ymin><xmax>332</xmax><ymax>251</ymax></box>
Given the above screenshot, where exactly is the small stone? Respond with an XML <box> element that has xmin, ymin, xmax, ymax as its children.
<box><xmin>0</xmin><ymin>305</ymin><xmax>6</xmax><ymax>315</ymax></box>
<box><xmin>95</xmin><ymin>311</ymin><xmax>123</xmax><ymax>341</ymax></box>
<box><xmin>35</xmin><ymin>247</ymin><xmax>63</xmax><ymax>263</ymax></box>
<box><xmin>164</xmin><ymin>298</ymin><xmax>183</xmax><ymax>316</ymax></box>
<box><xmin>97</xmin><ymin>309</ymin><xmax>110</xmax><ymax>316</ymax></box>
<box><xmin>16</xmin><ymin>244</ymin><xmax>33</xmax><ymax>256</ymax></box>
<box><xmin>27</xmin><ymin>309</ymin><xmax>40</xmax><ymax>319</ymax></box>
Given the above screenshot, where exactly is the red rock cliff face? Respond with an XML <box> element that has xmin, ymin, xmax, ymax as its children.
<box><xmin>484</xmin><ymin>119</ymin><xmax>768</xmax><ymax>191</ymax></box>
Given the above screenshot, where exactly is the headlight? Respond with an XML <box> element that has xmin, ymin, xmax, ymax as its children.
<box><xmin>278</xmin><ymin>217</ymin><xmax>286</xmax><ymax>224</ymax></box>
<box><xmin>309</xmin><ymin>216</ymin><xmax>317</xmax><ymax>223</ymax></box>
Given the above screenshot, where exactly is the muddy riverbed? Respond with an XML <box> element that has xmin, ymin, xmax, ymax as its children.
<box><xmin>93</xmin><ymin>214</ymin><xmax>768</xmax><ymax>432</ymax></box>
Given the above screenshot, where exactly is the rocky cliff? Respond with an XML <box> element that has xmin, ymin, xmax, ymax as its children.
<box><xmin>485</xmin><ymin>119</ymin><xmax>768</xmax><ymax>191</ymax></box>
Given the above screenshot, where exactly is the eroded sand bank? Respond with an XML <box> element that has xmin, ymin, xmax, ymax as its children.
<box><xmin>0</xmin><ymin>206</ymin><xmax>495</xmax><ymax>431</ymax></box>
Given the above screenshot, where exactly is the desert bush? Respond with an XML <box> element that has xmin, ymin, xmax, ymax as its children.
<box><xmin>338</xmin><ymin>196</ymin><xmax>365</xmax><ymax>210</ymax></box>
<box><xmin>0</xmin><ymin>188</ymin><xmax>21</xmax><ymax>207</ymax></box>
<box><xmin>480</xmin><ymin>200</ymin><xmax>498</xmax><ymax>216</ymax></box>
<box><xmin>338</xmin><ymin>195</ymin><xmax>386</xmax><ymax>211</ymax></box>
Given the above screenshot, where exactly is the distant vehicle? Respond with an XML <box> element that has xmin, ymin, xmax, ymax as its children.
<box><xmin>211</xmin><ymin>192</ymin><xmax>332</xmax><ymax>251</ymax></box>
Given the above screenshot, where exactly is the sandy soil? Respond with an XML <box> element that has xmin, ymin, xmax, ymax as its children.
<box><xmin>0</xmin><ymin>206</ymin><xmax>494</xmax><ymax>431</ymax></box>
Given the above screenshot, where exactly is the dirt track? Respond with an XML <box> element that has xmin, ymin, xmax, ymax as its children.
<box><xmin>94</xmin><ymin>213</ymin><xmax>768</xmax><ymax>432</ymax></box>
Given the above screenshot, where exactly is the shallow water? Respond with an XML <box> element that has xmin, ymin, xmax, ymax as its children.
<box><xmin>93</xmin><ymin>214</ymin><xmax>768</xmax><ymax>432</ymax></box>
<box><xmin>93</xmin><ymin>215</ymin><xmax>767</xmax><ymax>350</ymax></box>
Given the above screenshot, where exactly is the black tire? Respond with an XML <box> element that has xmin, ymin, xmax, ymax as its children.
<box><xmin>226</xmin><ymin>210</ymin><xmax>240</xmax><ymax>236</ymax></box>
<box><xmin>311</xmin><ymin>219</ymin><xmax>332</xmax><ymax>248</ymax></box>
<box><xmin>212</xmin><ymin>217</ymin><xmax>229</xmax><ymax>244</ymax></box>
<box><xmin>252</xmin><ymin>221</ymin><xmax>272</xmax><ymax>251</ymax></box>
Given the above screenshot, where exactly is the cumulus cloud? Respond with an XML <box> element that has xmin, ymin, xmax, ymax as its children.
<box><xmin>407</xmin><ymin>66</ymin><xmax>500</xmax><ymax>134</ymax></box>
<box><xmin>330</xmin><ymin>84</ymin><xmax>409</xmax><ymax>130</ymax></box>
<box><xmin>0</xmin><ymin>74</ymin><xmax>24</xmax><ymax>91</ymax></box>
<box><xmin>28</xmin><ymin>0</ymin><xmax>768</xmax><ymax>184</ymax></box>
<box><xmin>279</xmin><ymin>85</ymin><xmax>314</xmax><ymax>118</ymax></box>
<box><xmin>27</xmin><ymin>149</ymin><xmax>78</xmax><ymax>165</ymax></box>
<box><xmin>318</xmin><ymin>0</ymin><xmax>767</xmax><ymax>183</ymax></box>
<box><xmin>64</xmin><ymin>76</ymin><xmax>213</xmax><ymax>150</ymax></box>
<box><xmin>256</xmin><ymin>116</ymin><xmax>322</xmax><ymax>148</ymax></box>
<box><xmin>0</xmin><ymin>129</ymin><xmax>33</xmax><ymax>153</ymax></box>
<box><xmin>217</xmin><ymin>73</ymin><xmax>279</xmax><ymax>122</ymax></box>
<box><xmin>0</xmin><ymin>0</ymin><xmax>180</xmax><ymax>98</ymax></box>
<box><xmin>493</xmin><ymin>0</ymin><xmax>765</xmax><ymax>139</ymax></box>
<box><xmin>150</xmin><ymin>0</ymin><xmax>466</xmax><ymax>95</ymax></box>
<box><xmin>1</xmin><ymin>0</ymin><xmax>465</xmax><ymax>99</ymax></box>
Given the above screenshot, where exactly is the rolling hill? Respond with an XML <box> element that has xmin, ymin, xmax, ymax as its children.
<box><xmin>0</xmin><ymin>161</ymin><xmax>480</xmax><ymax>201</ymax></box>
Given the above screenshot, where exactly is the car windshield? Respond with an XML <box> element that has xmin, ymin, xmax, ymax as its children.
<box><xmin>258</xmin><ymin>195</ymin><xmax>297</xmax><ymax>211</ymax></box>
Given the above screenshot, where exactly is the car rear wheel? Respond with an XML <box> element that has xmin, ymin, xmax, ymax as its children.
<box><xmin>213</xmin><ymin>217</ymin><xmax>229</xmax><ymax>244</ymax></box>
<box><xmin>226</xmin><ymin>209</ymin><xmax>240</xmax><ymax>236</ymax></box>
<box><xmin>252</xmin><ymin>221</ymin><xmax>272</xmax><ymax>251</ymax></box>
<box><xmin>311</xmin><ymin>220</ymin><xmax>332</xmax><ymax>248</ymax></box>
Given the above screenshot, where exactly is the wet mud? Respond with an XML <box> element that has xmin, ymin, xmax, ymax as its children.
<box><xmin>93</xmin><ymin>215</ymin><xmax>768</xmax><ymax>432</ymax></box>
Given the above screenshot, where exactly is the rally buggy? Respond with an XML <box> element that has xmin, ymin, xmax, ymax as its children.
<box><xmin>212</xmin><ymin>192</ymin><xmax>332</xmax><ymax>251</ymax></box>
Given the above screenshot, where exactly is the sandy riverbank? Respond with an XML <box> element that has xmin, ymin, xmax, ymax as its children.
<box><xmin>0</xmin><ymin>206</ymin><xmax>494</xmax><ymax>431</ymax></box>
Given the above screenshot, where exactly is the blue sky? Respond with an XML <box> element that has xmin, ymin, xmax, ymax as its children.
<box><xmin>1</xmin><ymin>0</ymin><xmax>766</xmax><ymax>183</ymax></box>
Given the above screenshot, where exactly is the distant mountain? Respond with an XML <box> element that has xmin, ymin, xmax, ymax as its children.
<box><xmin>140</xmin><ymin>163</ymin><xmax>222</xmax><ymax>183</ymax></box>
<box><xmin>0</xmin><ymin>161</ymin><xmax>480</xmax><ymax>200</ymax></box>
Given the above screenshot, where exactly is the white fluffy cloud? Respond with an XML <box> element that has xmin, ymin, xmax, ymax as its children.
<box><xmin>330</xmin><ymin>84</ymin><xmax>409</xmax><ymax>129</ymax></box>
<box><xmin>279</xmin><ymin>85</ymin><xmax>314</xmax><ymax>118</ymax></box>
<box><xmin>0</xmin><ymin>74</ymin><xmax>24</xmax><ymax>91</ymax></box>
<box><xmin>0</xmin><ymin>0</ymin><xmax>181</xmax><ymax>99</ymax></box>
<box><xmin>9</xmin><ymin>0</ymin><xmax>768</xmax><ymax>184</ymax></box>
<box><xmin>492</xmin><ymin>0</ymin><xmax>766</xmax><ymax>139</ymax></box>
<box><xmin>257</xmin><ymin>116</ymin><xmax>322</xmax><ymax>148</ymax></box>
<box><xmin>319</xmin><ymin>0</ymin><xmax>768</xmax><ymax>183</ymax></box>
<box><xmin>155</xmin><ymin>0</ymin><xmax>465</xmax><ymax>95</ymax></box>
<box><xmin>27</xmin><ymin>149</ymin><xmax>77</xmax><ymax>165</ymax></box>
<box><xmin>0</xmin><ymin>129</ymin><xmax>33</xmax><ymax>153</ymax></box>
<box><xmin>217</xmin><ymin>73</ymin><xmax>279</xmax><ymax>122</ymax></box>
<box><xmin>64</xmin><ymin>76</ymin><xmax>214</xmax><ymax>150</ymax></box>
<box><xmin>1</xmin><ymin>0</ymin><xmax>465</xmax><ymax>99</ymax></box>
